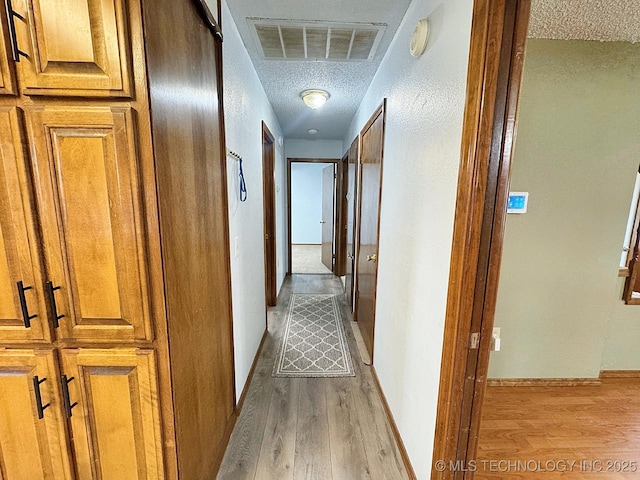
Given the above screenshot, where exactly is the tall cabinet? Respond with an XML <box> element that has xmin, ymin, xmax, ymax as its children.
<box><xmin>0</xmin><ymin>0</ymin><xmax>235</xmax><ymax>479</ymax></box>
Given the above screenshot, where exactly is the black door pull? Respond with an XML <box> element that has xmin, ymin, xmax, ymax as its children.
<box><xmin>60</xmin><ymin>375</ymin><xmax>78</xmax><ymax>418</ymax></box>
<box><xmin>46</xmin><ymin>281</ymin><xmax>64</xmax><ymax>328</ymax></box>
<box><xmin>32</xmin><ymin>376</ymin><xmax>50</xmax><ymax>419</ymax></box>
<box><xmin>4</xmin><ymin>0</ymin><xmax>27</xmax><ymax>62</ymax></box>
<box><xmin>17</xmin><ymin>281</ymin><xmax>36</xmax><ymax>328</ymax></box>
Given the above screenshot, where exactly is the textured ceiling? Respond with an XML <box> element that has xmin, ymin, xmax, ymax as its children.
<box><xmin>225</xmin><ymin>0</ymin><xmax>411</xmax><ymax>140</ymax></box>
<box><xmin>529</xmin><ymin>0</ymin><xmax>640</xmax><ymax>43</ymax></box>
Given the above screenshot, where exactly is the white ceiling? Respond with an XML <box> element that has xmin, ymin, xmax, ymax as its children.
<box><xmin>225</xmin><ymin>0</ymin><xmax>411</xmax><ymax>140</ymax></box>
<box><xmin>225</xmin><ymin>0</ymin><xmax>640</xmax><ymax>142</ymax></box>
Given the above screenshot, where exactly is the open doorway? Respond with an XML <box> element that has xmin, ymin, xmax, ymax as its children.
<box><xmin>286</xmin><ymin>157</ymin><xmax>343</xmax><ymax>275</ymax></box>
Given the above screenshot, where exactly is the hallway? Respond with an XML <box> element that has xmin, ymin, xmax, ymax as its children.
<box><xmin>217</xmin><ymin>275</ymin><xmax>409</xmax><ymax>479</ymax></box>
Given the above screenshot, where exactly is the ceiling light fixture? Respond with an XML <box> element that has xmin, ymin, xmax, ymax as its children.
<box><xmin>308</xmin><ymin>129</ymin><xmax>318</xmax><ymax>135</ymax></box>
<box><xmin>301</xmin><ymin>89</ymin><xmax>329</xmax><ymax>109</ymax></box>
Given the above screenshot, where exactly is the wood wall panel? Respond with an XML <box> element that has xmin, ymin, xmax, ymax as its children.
<box><xmin>142</xmin><ymin>0</ymin><xmax>235</xmax><ymax>477</ymax></box>
<box><xmin>26</xmin><ymin>106</ymin><xmax>152</xmax><ymax>343</ymax></box>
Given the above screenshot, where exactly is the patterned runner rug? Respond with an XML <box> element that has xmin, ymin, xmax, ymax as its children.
<box><xmin>273</xmin><ymin>294</ymin><xmax>355</xmax><ymax>377</ymax></box>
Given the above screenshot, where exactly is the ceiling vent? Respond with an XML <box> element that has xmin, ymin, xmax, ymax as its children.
<box><xmin>247</xmin><ymin>18</ymin><xmax>386</xmax><ymax>61</ymax></box>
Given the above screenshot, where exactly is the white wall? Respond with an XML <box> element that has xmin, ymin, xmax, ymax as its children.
<box><xmin>284</xmin><ymin>139</ymin><xmax>343</xmax><ymax>159</ymax></box>
<box><xmin>291</xmin><ymin>163</ymin><xmax>333</xmax><ymax>244</ymax></box>
<box><xmin>344</xmin><ymin>0</ymin><xmax>473</xmax><ymax>477</ymax></box>
<box><xmin>222</xmin><ymin>0</ymin><xmax>287</xmax><ymax>398</ymax></box>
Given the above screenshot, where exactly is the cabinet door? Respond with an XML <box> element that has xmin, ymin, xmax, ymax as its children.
<box><xmin>27</xmin><ymin>106</ymin><xmax>152</xmax><ymax>342</ymax></box>
<box><xmin>12</xmin><ymin>0</ymin><xmax>132</xmax><ymax>97</ymax></box>
<box><xmin>0</xmin><ymin>8</ymin><xmax>16</xmax><ymax>95</ymax></box>
<box><xmin>0</xmin><ymin>107</ymin><xmax>48</xmax><ymax>342</ymax></box>
<box><xmin>0</xmin><ymin>349</ymin><xmax>73</xmax><ymax>479</ymax></box>
<box><xmin>60</xmin><ymin>348</ymin><xmax>164</xmax><ymax>480</ymax></box>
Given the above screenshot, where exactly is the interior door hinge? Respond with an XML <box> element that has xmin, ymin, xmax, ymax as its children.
<box><xmin>469</xmin><ymin>332</ymin><xmax>480</xmax><ymax>349</ymax></box>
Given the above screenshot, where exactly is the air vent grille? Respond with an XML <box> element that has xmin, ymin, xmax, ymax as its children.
<box><xmin>248</xmin><ymin>18</ymin><xmax>386</xmax><ymax>62</ymax></box>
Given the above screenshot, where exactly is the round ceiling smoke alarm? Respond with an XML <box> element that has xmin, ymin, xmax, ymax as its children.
<box><xmin>410</xmin><ymin>18</ymin><xmax>430</xmax><ymax>57</ymax></box>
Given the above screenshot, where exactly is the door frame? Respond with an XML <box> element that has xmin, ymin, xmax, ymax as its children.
<box><xmin>262</xmin><ymin>122</ymin><xmax>277</xmax><ymax>307</ymax></box>
<box><xmin>286</xmin><ymin>157</ymin><xmax>342</xmax><ymax>275</ymax></box>
<box><xmin>431</xmin><ymin>0</ymin><xmax>531</xmax><ymax>478</ymax></box>
<box><xmin>345</xmin><ymin>136</ymin><xmax>360</xmax><ymax>312</ymax></box>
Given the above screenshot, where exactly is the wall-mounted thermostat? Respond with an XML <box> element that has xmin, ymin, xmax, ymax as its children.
<box><xmin>507</xmin><ymin>192</ymin><xmax>528</xmax><ymax>214</ymax></box>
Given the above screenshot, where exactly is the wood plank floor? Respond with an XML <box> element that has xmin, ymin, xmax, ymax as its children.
<box><xmin>476</xmin><ymin>379</ymin><xmax>640</xmax><ymax>479</ymax></box>
<box><xmin>217</xmin><ymin>274</ymin><xmax>409</xmax><ymax>480</ymax></box>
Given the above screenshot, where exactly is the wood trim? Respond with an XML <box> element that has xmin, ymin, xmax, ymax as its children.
<box><xmin>431</xmin><ymin>1</ymin><xmax>531</xmax><ymax>479</ymax></box>
<box><xmin>487</xmin><ymin>378</ymin><xmax>602</xmax><ymax>387</ymax></box>
<box><xmin>599</xmin><ymin>370</ymin><xmax>640</xmax><ymax>379</ymax></box>
<box><xmin>285</xmin><ymin>157</ymin><xmax>340</xmax><ymax>275</ymax></box>
<box><xmin>371</xmin><ymin>367</ymin><xmax>417</xmax><ymax>480</ymax></box>
<box><xmin>236</xmin><ymin>329</ymin><xmax>269</xmax><ymax>412</ymax></box>
<box><xmin>619</xmin><ymin>267</ymin><xmax>630</xmax><ymax>278</ymax></box>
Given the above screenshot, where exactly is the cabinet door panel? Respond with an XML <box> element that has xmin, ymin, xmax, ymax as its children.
<box><xmin>0</xmin><ymin>107</ymin><xmax>48</xmax><ymax>342</ymax></box>
<box><xmin>27</xmin><ymin>106</ymin><xmax>152</xmax><ymax>342</ymax></box>
<box><xmin>60</xmin><ymin>348</ymin><xmax>164</xmax><ymax>480</ymax></box>
<box><xmin>0</xmin><ymin>349</ymin><xmax>73</xmax><ymax>479</ymax></box>
<box><xmin>13</xmin><ymin>0</ymin><xmax>132</xmax><ymax>97</ymax></box>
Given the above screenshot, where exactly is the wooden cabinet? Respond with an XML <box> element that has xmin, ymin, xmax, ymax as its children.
<box><xmin>12</xmin><ymin>0</ymin><xmax>132</xmax><ymax>97</ymax></box>
<box><xmin>61</xmin><ymin>349</ymin><xmax>164</xmax><ymax>479</ymax></box>
<box><xmin>0</xmin><ymin>349</ymin><xmax>73</xmax><ymax>480</ymax></box>
<box><xmin>27</xmin><ymin>106</ymin><xmax>152</xmax><ymax>342</ymax></box>
<box><xmin>0</xmin><ymin>0</ymin><xmax>234</xmax><ymax>479</ymax></box>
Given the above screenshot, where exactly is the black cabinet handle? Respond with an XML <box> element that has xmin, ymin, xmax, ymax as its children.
<box><xmin>4</xmin><ymin>0</ymin><xmax>27</xmax><ymax>62</ymax></box>
<box><xmin>45</xmin><ymin>281</ymin><xmax>64</xmax><ymax>328</ymax></box>
<box><xmin>32</xmin><ymin>376</ymin><xmax>50</xmax><ymax>419</ymax></box>
<box><xmin>17</xmin><ymin>281</ymin><xmax>36</xmax><ymax>328</ymax></box>
<box><xmin>60</xmin><ymin>375</ymin><xmax>78</xmax><ymax>418</ymax></box>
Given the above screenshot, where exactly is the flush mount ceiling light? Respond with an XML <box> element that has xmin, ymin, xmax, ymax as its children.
<box><xmin>308</xmin><ymin>129</ymin><xmax>318</xmax><ymax>135</ymax></box>
<box><xmin>301</xmin><ymin>89</ymin><xmax>329</xmax><ymax>109</ymax></box>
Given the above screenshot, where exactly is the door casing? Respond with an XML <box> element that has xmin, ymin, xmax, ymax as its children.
<box><xmin>431</xmin><ymin>1</ymin><xmax>531</xmax><ymax>478</ymax></box>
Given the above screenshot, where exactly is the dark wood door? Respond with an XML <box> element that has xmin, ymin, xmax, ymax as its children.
<box><xmin>345</xmin><ymin>137</ymin><xmax>359</xmax><ymax>310</ymax></box>
<box><xmin>262</xmin><ymin>123</ymin><xmax>277</xmax><ymax>305</ymax></box>
<box><xmin>321</xmin><ymin>164</ymin><xmax>335</xmax><ymax>272</ymax></box>
<box><xmin>355</xmin><ymin>102</ymin><xmax>385</xmax><ymax>361</ymax></box>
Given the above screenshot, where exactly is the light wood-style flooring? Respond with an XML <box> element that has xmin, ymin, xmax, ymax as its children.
<box><xmin>476</xmin><ymin>379</ymin><xmax>640</xmax><ymax>479</ymax></box>
<box><xmin>217</xmin><ymin>274</ymin><xmax>409</xmax><ymax>480</ymax></box>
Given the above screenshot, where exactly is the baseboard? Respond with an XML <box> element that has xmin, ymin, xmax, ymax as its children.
<box><xmin>370</xmin><ymin>366</ymin><xmax>417</xmax><ymax>480</ymax></box>
<box><xmin>487</xmin><ymin>378</ymin><xmax>601</xmax><ymax>387</ymax></box>
<box><xmin>599</xmin><ymin>370</ymin><xmax>640</xmax><ymax>379</ymax></box>
<box><xmin>235</xmin><ymin>329</ymin><xmax>268</xmax><ymax>412</ymax></box>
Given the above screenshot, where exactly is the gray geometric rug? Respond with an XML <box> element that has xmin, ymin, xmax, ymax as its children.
<box><xmin>273</xmin><ymin>294</ymin><xmax>355</xmax><ymax>377</ymax></box>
